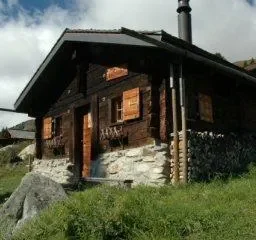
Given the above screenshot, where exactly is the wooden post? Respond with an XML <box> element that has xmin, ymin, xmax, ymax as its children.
<box><xmin>91</xmin><ymin>94</ymin><xmax>99</xmax><ymax>159</ymax></box>
<box><xmin>69</xmin><ymin>108</ymin><xmax>76</xmax><ymax>164</ymax></box>
<box><xmin>35</xmin><ymin>117</ymin><xmax>42</xmax><ymax>159</ymax></box>
<box><xmin>179</xmin><ymin>64</ymin><xmax>188</xmax><ymax>183</ymax></box>
<box><xmin>28</xmin><ymin>155</ymin><xmax>33</xmax><ymax>172</ymax></box>
<box><xmin>170</xmin><ymin>64</ymin><xmax>179</xmax><ymax>183</ymax></box>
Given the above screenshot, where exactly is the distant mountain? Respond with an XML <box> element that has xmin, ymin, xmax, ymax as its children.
<box><xmin>10</xmin><ymin>120</ymin><xmax>35</xmax><ymax>132</ymax></box>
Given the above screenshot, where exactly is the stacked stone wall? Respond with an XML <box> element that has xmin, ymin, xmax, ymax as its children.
<box><xmin>92</xmin><ymin>142</ymin><xmax>171</xmax><ymax>185</ymax></box>
<box><xmin>32</xmin><ymin>158</ymin><xmax>77</xmax><ymax>185</ymax></box>
<box><xmin>32</xmin><ymin>142</ymin><xmax>171</xmax><ymax>186</ymax></box>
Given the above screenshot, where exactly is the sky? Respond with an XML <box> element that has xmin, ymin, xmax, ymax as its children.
<box><xmin>0</xmin><ymin>0</ymin><xmax>256</xmax><ymax>129</ymax></box>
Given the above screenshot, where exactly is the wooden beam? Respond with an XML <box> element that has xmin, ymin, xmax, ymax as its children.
<box><xmin>170</xmin><ymin>64</ymin><xmax>180</xmax><ymax>184</ymax></box>
<box><xmin>35</xmin><ymin>117</ymin><xmax>42</xmax><ymax>159</ymax></box>
<box><xmin>69</xmin><ymin>108</ymin><xmax>76</xmax><ymax>164</ymax></box>
<box><xmin>91</xmin><ymin>94</ymin><xmax>99</xmax><ymax>159</ymax></box>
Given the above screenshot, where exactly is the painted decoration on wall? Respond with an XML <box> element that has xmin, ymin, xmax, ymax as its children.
<box><xmin>199</xmin><ymin>93</ymin><xmax>214</xmax><ymax>123</ymax></box>
<box><xmin>100</xmin><ymin>126</ymin><xmax>123</xmax><ymax>141</ymax></box>
<box><xmin>106</xmin><ymin>64</ymin><xmax>128</xmax><ymax>81</ymax></box>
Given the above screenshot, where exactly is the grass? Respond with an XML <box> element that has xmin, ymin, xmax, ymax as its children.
<box><xmin>0</xmin><ymin>164</ymin><xmax>27</xmax><ymax>206</ymax></box>
<box><xmin>0</xmin><ymin>141</ymin><xmax>31</xmax><ymax>207</ymax></box>
<box><xmin>10</xmin><ymin>164</ymin><xmax>256</xmax><ymax>240</ymax></box>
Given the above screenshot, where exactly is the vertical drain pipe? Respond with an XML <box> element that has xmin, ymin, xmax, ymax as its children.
<box><xmin>170</xmin><ymin>64</ymin><xmax>179</xmax><ymax>183</ymax></box>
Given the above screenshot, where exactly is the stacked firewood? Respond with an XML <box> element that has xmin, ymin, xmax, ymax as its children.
<box><xmin>188</xmin><ymin>131</ymin><xmax>256</xmax><ymax>181</ymax></box>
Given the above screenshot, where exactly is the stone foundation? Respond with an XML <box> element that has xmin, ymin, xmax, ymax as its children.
<box><xmin>91</xmin><ymin>143</ymin><xmax>170</xmax><ymax>185</ymax></box>
<box><xmin>32</xmin><ymin>158</ymin><xmax>77</xmax><ymax>185</ymax></box>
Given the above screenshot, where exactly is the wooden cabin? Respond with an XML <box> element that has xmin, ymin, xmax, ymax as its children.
<box><xmin>0</xmin><ymin>129</ymin><xmax>35</xmax><ymax>147</ymax></box>
<box><xmin>14</xmin><ymin>27</ymin><xmax>256</xmax><ymax>185</ymax></box>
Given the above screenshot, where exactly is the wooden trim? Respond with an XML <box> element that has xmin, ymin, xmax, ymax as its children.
<box><xmin>108</xmin><ymin>98</ymin><xmax>112</xmax><ymax>124</ymax></box>
<box><xmin>35</xmin><ymin>117</ymin><xmax>42</xmax><ymax>159</ymax></box>
<box><xmin>69</xmin><ymin>108</ymin><xmax>76</xmax><ymax>163</ymax></box>
<box><xmin>91</xmin><ymin>94</ymin><xmax>99</xmax><ymax>158</ymax></box>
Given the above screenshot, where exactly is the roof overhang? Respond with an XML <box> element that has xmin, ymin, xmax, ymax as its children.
<box><xmin>14</xmin><ymin>29</ymin><xmax>161</xmax><ymax>112</ymax></box>
<box><xmin>14</xmin><ymin>27</ymin><xmax>256</xmax><ymax>114</ymax></box>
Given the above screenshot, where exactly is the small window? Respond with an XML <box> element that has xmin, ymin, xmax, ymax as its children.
<box><xmin>198</xmin><ymin>93</ymin><xmax>213</xmax><ymax>123</ymax></box>
<box><xmin>110</xmin><ymin>88</ymin><xmax>140</xmax><ymax>124</ymax></box>
<box><xmin>112</xmin><ymin>97</ymin><xmax>123</xmax><ymax>123</ymax></box>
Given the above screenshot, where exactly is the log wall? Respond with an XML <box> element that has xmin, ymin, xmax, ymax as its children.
<box><xmin>41</xmin><ymin>61</ymin><xmax>160</xmax><ymax>159</ymax></box>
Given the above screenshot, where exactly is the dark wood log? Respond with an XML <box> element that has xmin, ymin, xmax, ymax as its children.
<box><xmin>35</xmin><ymin>117</ymin><xmax>42</xmax><ymax>159</ymax></box>
<box><xmin>69</xmin><ymin>108</ymin><xmax>76</xmax><ymax>163</ymax></box>
<box><xmin>91</xmin><ymin>94</ymin><xmax>99</xmax><ymax>158</ymax></box>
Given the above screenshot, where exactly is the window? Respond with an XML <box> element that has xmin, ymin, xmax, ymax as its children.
<box><xmin>112</xmin><ymin>97</ymin><xmax>123</xmax><ymax>123</ymax></box>
<box><xmin>110</xmin><ymin>88</ymin><xmax>140</xmax><ymax>123</ymax></box>
<box><xmin>198</xmin><ymin>93</ymin><xmax>213</xmax><ymax>123</ymax></box>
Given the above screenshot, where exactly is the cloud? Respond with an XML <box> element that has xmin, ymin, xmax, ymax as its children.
<box><xmin>0</xmin><ymin>0</ymin><xmax>256</xmax><ymax>129</ymax></box>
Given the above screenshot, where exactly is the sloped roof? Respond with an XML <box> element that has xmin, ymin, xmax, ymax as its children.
<box><xmin>8</xmin><ymin>129</ymin><xmax>35</xmax><ymax>140</ymax></box>
<box><xmin>14</xmin><ymin>27</ymin><xmax>256</xmax><ymax>113</ymax></box>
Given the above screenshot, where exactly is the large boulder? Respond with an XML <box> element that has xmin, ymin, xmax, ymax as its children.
<box><xmin>18</xmin><ymin>143</ymin><xmax>35</xmax><ymax>160</ymax></box>
<box><xmin>0</xmin><ymin>173</ymin><xmax>67</xmax><ymax>239</ymax></box>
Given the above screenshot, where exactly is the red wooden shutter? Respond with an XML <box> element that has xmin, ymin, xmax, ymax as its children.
<box><xmin>43</xmin><ymin>117</ymin><xmax>52</xmax><ymax>140</ymax></box>
<box><xmin>123</xmin><ymin>88</ymin><xmax>140</xmax><ymax>121</ymax></box>
<box><xmin>106</xmin><ymin>64</ymin><xmax>128</xmax><ymax>81</ymax></box>
<box><xmin>198</xmin><ymin>93</ymin><xmax>213</xmax><ymax>123</ymax></box>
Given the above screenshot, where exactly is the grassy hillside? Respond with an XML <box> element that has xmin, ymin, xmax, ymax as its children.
<box><xmin>10</xmin><ymin>119</ymin><xmax>35</xmax><ymax>132</ymax></box>
<box><xmin>0</xmin><ymin>165</ymin><xmax>27</xmax><ymax>207</ymax></box>
<box><xmin>12</xmin><ymin>165</ymin><xmax>256</xmax><ymax>240</ymax></box>
<box><xmin>0</xmin><ymin>141</ymin><xmax>31</xmax><ymax>206</ymax></box>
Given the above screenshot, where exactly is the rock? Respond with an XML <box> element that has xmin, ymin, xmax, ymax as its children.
<box><xmin>32</xmin><ymin>158</ymin><xmax>76</xmax><ymax>185</ymax></box>
<box><xmin>126</xmin><ymin>148</ymin><xmax>142</xmax><ymax>157</ymax></box>
<box><xmin>142</xmin><ymin>148</ymin><xmax>155</xmax><ymax>157</ymax></box>
<box><xmin>136</xmin><ymin>163</ymin><xmax>150</xmax><ymax>173</ymax></box>
<box><xmin>18</xmin><ymin>144</ymin><xmax>35</xmax><ymax>160</ymax></box>
<box><xmin>0</xmin><ymin>173</ymin><xmax>67</xmax><ymax>238</ymax></box>
<box><xmin>108</xmin><ymin>164</ymin><xmax>121</xmax><ymax>174</ymax></box>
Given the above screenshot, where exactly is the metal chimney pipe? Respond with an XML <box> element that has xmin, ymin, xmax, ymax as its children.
<box><xmin>177</xmin><ymin>0</ymin><xmax>192</xmax><ymax>43</ymax></box>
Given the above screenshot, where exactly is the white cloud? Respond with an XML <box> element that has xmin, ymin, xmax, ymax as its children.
<box><xmin>0</xmin><ymin>0</ymin><xmax>256</xmax><ymax>129</ymax></box>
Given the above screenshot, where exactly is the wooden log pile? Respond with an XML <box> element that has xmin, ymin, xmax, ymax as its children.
<box><xmin>188</xmin><ymin>131</ymin><xmax>256</xmax><ymax>181</ymax></box>
<box><xmin>170</xmin><ymin>131</ymin><xmax>256</xmax><ymax>182</ymax></box>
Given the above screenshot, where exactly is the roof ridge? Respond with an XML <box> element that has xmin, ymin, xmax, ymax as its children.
<box><xmin>65</xmin><ymin>28</ymin><xmax>162</xmax><ymax>35</ymax></box>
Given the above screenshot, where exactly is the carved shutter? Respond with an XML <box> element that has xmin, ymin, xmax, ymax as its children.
<box><xmin>43</xmin><ymin>117</ymin><xmax>52</xmax><ymax>139</ymax></box>
<box><xmin>123</xmin><ymin>88</ymin><xmax>140</xmax><ymax>121</ymax></box>
<box><xmin>199</xmin><ymin>93</ymin><xmax>213</xmax><ymax>123</ymax></box>
<box><xmin>106</xmin><ymin>64</ymin><xmax>128</xmax><ymax>81</ymax></box>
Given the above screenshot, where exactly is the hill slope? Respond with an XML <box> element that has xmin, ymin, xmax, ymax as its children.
<box><xmin>12</xmin><ymin>165</ymin><xmax>256</xmax><ymax>240</ymax></box>
<box><xmin>10</xmin><ymin>120</ymin><xmax>35</xmax><ymax>132</ymax></box>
